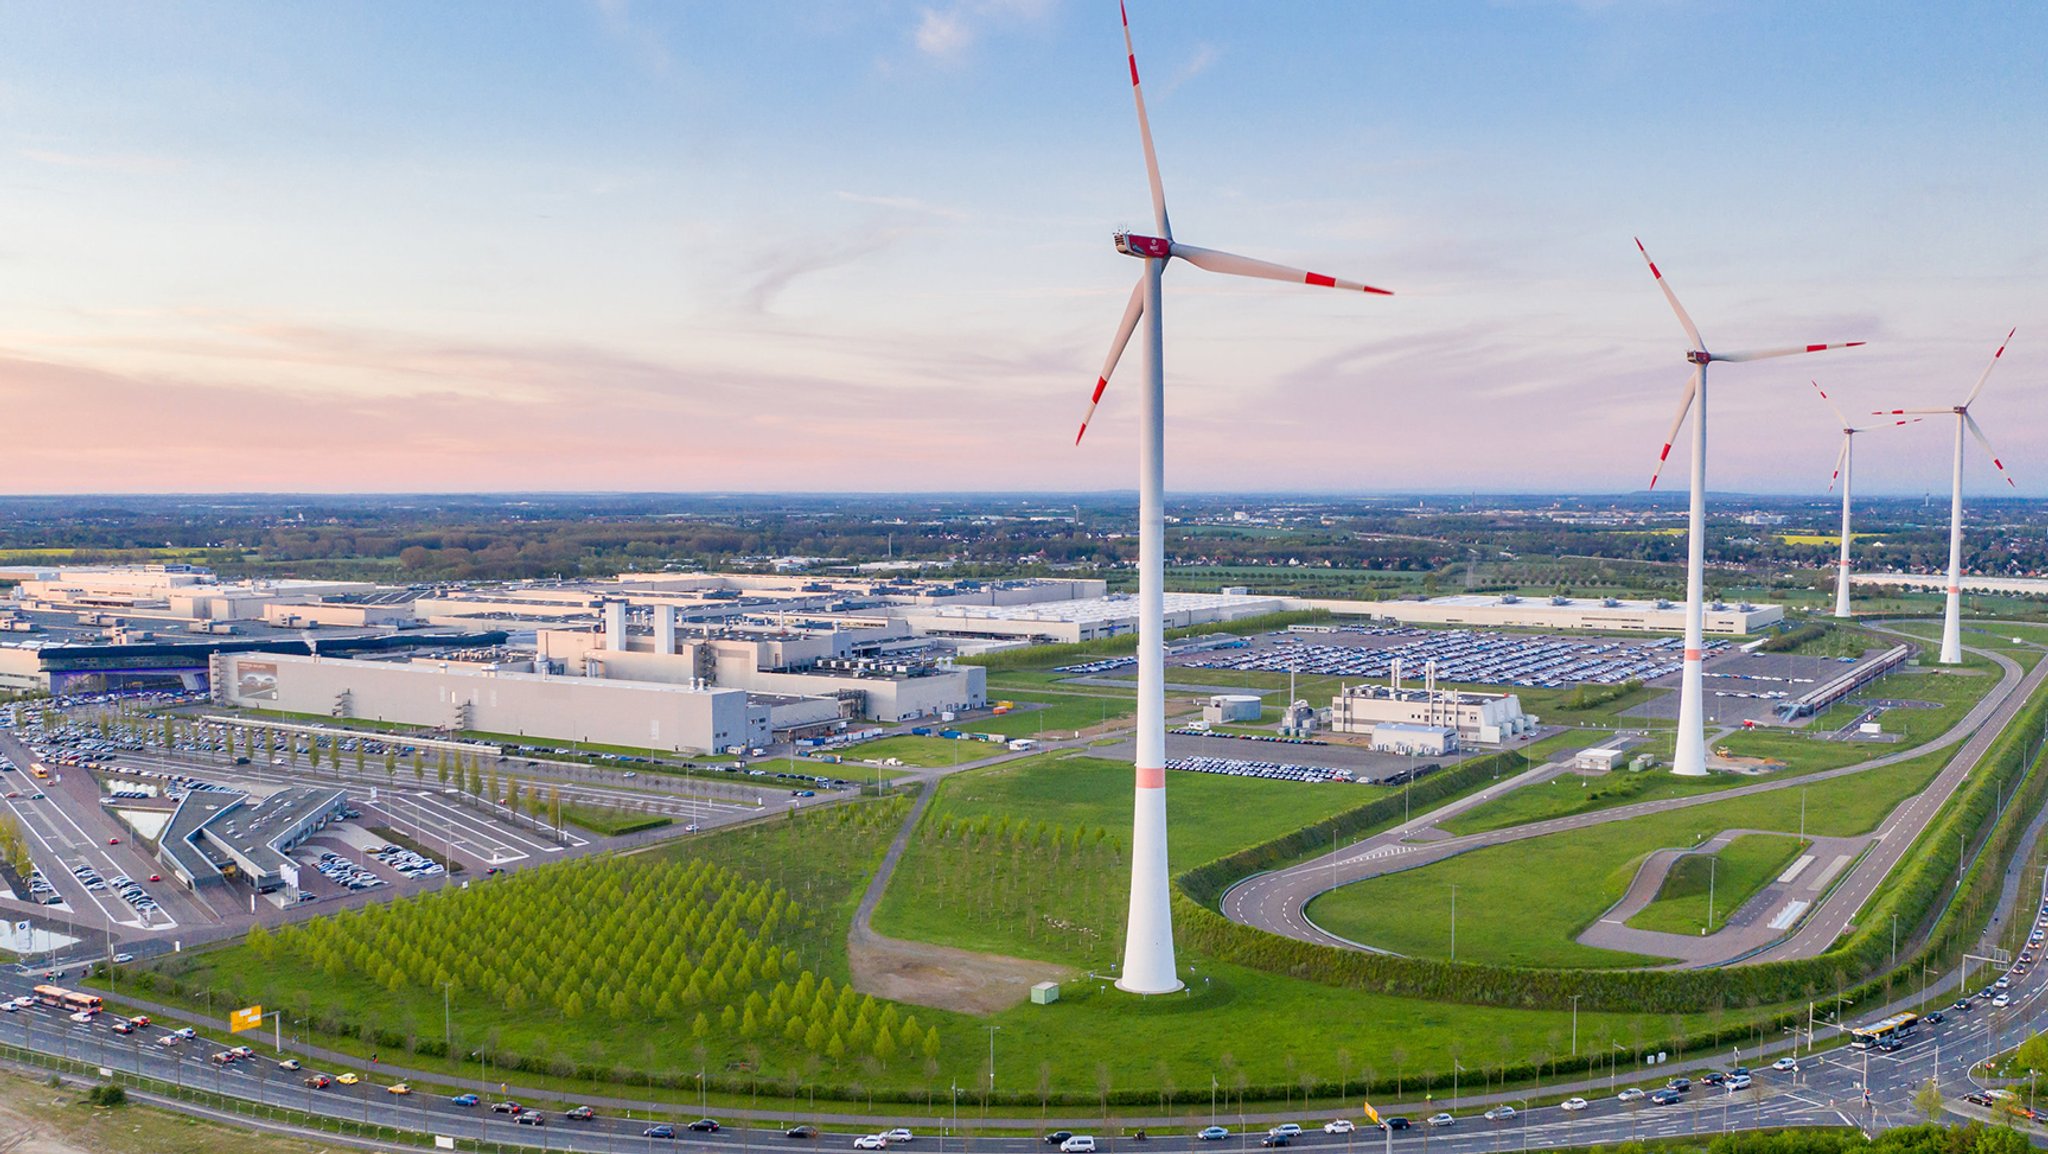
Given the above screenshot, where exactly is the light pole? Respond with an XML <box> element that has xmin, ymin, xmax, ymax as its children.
<box><xmin>1569</xmin><ymin>995</ymin><xmax>1580</xmax><ymax>1057</ymax></box>
<box><xmin>1707</xmin><ymin>856</ymin><xmax>1716</xmax><ymax>931</ymax></box>
<box><xmin>1449</xmin><ymin>885</ymin><xmax>1458</xmax><ymax>963</ymax></box>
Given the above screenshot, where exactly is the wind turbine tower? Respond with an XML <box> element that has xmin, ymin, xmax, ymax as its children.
<box><xmin>1634</xmin><ymin>240</ymin><xmax>1864</xmax><ymax>776</ymax></box>
<box><xmin>1077</xmin><ymin>2</ymin><xmax>1392</xmax><ymax>993</ymax></box>
<box><xmin>1811</xmin><ymin>381</ymin><xmax>1917</xmax><ymax>619</ymax></box>
<box><xmin>1874</xmin><ymin>330</ymin><xmax>2018</xmax><ymax>664</ymax></box>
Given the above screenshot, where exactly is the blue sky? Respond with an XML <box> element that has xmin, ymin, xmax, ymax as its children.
<box><xmin>0</xmin><ymin>1</ymin><xmax>2042</xmax><ymax>495</ymax></box>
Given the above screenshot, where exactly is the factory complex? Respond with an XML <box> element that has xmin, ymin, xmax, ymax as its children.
<box><xmin>4</xmin><ymin>564</ymin><xmax>1785</xmax><ymax>757</ymax></box>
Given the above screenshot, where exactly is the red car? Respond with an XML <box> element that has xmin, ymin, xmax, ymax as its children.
<box><xmin>148</xmin><ymin>874</ymin><xmax>160</xmax><ymax>883</ymax></box>
<box><xmin>108</xmin><ymin>837</ymin><xmax>121</xmax><ymax>845</ymax></box>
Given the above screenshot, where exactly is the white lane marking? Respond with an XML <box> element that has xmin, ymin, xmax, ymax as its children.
<box><xmin>1777</xmin><ymin>855</ymin><xmax>1815</xmax><ymax>884</ymax></box>
<box><xmin>1807</xmin><ymin>854</ymin><xmax>1852</xmax><ymax>891</ymax></box>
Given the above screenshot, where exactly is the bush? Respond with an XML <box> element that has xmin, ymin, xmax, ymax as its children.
<box><xmin>84</xmin><ymin>1083</ymin><xmax>127</xmax><ymax>1107</ymax></box>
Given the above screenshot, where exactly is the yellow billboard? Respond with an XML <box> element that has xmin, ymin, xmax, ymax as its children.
<box><xmin>229</xmin><ymin>1005</ymin><xmax>263</xmax><ymax>1034</ymax></box>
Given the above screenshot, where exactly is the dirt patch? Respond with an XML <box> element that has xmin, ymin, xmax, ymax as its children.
<box><xmin>849</xmin><ymin>930</ymin><xmax>1068</xmax><ymax>1015</ymax></box>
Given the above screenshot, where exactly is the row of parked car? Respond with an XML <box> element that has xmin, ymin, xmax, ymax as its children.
<box><xmin>311</xmin><ymin>850</ymin><xmax>386</xmax><ymax>892</ymax></box>
<box><xmin>369</xmin><ymin>842</ymin><xmax>444</xmax><ymax>878</ymax></box>
<box><xmin>101</xmin><ymin>870</ymin><xmax>161</xmax><ymax>916</ymax></box>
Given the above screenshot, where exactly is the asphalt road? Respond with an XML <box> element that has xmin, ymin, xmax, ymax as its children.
<box><xmin>1222</xmin><ymin>634</ymin><xmax>2041</xmax><ymax>964</ymax></box>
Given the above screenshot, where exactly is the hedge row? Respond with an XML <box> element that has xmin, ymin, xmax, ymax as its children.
<box><xmin>1175</xmin><ymin>678</ymin><xmax>2048</xmax><ymax>1018</ymax></box>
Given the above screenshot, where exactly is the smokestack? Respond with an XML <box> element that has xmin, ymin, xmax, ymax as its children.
<box><xmin>605</xmin><ymin>600</ymin><xmax>627</xmax><ymax>652</ymax></box>
<box><xmin>656</xmin><ymin>604</ymin><xmax>677</xmax><ymax>655</ymax></box>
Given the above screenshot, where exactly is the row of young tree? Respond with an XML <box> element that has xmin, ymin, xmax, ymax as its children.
<box><xmin>244</xmin><ymin>853</ymin><xmax>940</xmax><ymax>1069</ymax></box>
<box><xmin>900</xmin><ymin>812</ymin><xmax>1128</xmax><ymax>964</ymax></box>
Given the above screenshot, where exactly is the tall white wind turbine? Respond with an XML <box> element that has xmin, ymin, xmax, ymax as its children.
<box><xmin>1077</xmin><ymin>2</ymin><xmax>1392</xmax><ymax>994</ymax></box>
<box><xmin>1873</xmin><ymin>329</ymin><xmax>2019</xmax><ymax>664</ymax></box>
<box><xmin>1811</xmin><ymin>380</ymin><xmax>1917</xmax><ymax>618</ymax></box>
<box><xmin>1635</xmin><ymin>240</ymin><xmax>1864</xmax><ymax>777</ymax></box>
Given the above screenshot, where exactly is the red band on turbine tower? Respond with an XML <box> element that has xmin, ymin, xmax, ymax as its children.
<box><xmin>1684</xmin><ymin>648</ymin><xmax>1702</xmax><ymax>662</ymax></box>
<box><xmin>1135</xmin><ymin>766</ymin><xmax>1165</xmax><ymax>790</ymax></box>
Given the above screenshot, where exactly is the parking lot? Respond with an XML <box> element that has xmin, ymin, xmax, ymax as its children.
<box><xmin>1178</xmin><ymin>626</ymin><xmax>1729</xmax><ymax>689</ymax></box>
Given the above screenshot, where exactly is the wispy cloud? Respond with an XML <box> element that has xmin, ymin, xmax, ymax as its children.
<box><xmin>1156</xmin><ymin>43</ymin><xmax>1220</xmax><ymax>97</ymax></box>
<box><xmin>914</xmin><ymin>8</ymin><xmax>974</xmax><ymax>62</ymax></box>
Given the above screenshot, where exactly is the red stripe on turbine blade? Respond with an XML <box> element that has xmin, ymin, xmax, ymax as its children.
<box><xmin>1129</xmin><ymin>55</ymin><xmax>1139</xmax><ymax>85</ymax></box>
<box><xmin>1090</xmin><ymin>376</ymin><xmax>1108</xmax><ymax>403</ymax></box>
<box><xmin>1305</xmin><ymin>273</ymin><xmax>1336</xmax><ymax>288</ymax></box>
<box><xmin>1659</xmin><ymin>444</ymin><xmax>1673</xmax><ymax>462</ymax></box>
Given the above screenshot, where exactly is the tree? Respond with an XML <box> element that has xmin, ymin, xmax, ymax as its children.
<box><xmin>921</xmin><ymin>1025</ymin><xmax>941</xmax><ymax>1062</ymax></box>
<box><xmin>692</xmin><ymin>1012</ymin><xmax>710</xmax><ymax>1040</ymax></box>
<box><xmin>1912</xmin><ymin>1077</ymin><xmax>1943</xmax><ymax>1122</ymax></box>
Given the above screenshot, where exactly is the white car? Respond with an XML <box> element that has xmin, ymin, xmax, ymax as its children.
<box><xmin>1323</xmin><ymin>1121</ymin><xmax>1356</xmax><ymax>1134</ymax></box>
<box><xmin>174</xmin><ymin>1027</ymin><xmax>197</xmax><ymax>1039</ymax></box>
<box><xmin>1270</xmin><ymin>1125</ymin><xmax>1303</xmax><ymax>1139</ymax></box>
<box><xmin>67</xmin><ymin>1010</ymin><xmax>94</xmax><ymax>1023</ymax></box>
<box><xmin>1483</xmin><ymin>1106</ymin><xmax>1516</xmax><ymax>1121</ymax></box>
<box><xmin>1</xmin><ymin>997</ymin><xmax>31</xmax><ymax>1012</ymax></box>
<box><xmin>1560</xmin><ymin>1098</ymin><xmax>1589</xmax><ymax>1112</ymax></box>
<box><xmin>1726</xmin><ymin>1074</ymin><xmax>1753</xmax><ymax>1091</ymax></box>
<box><xmin>1425</xmin><ymin>1114</ymin><xmax>1455</xmax><ymax>1128</ymax></box>
<box><xmin>1994</xmin><ymin>994</ymin><xmax>2012</xmax><ymax>1008</ymax></box>
<box><xmin>854</xmin><ymin>1138</ymin><xmax>887</xmax><ymax>1151</ymax></box>
<box><xmin>1772</xmin><ymin>1057</ymin><xmax>1799</xmax><ymax>1072</ymax></box>
<box><xmin>1617</xmin><ymin>1088</ymin><xmax>1646</xmax><ymax>1102</ymax></box>
<box><xmin>883</xmin><ymin>1130</ymin><xmax>914</xmax><ymax>1144</ymax></box>
<box><xmin>1061</xmin><ymin>1138</ymin><xmax>1097</xmax><ymax>1154</ymax></box>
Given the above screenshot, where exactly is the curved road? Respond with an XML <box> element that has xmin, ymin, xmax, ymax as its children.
<box><xmin>1223</xmin><ymin>632</ymin><xmax>2044</xmax><ymax>965</ymax></box>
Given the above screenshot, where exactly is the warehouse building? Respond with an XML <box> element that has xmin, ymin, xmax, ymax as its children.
<box><xmin>159</xmin><ymin>785</ymin><xmax>349</xmax><ymax>894</ymax></box>
<box><xmin>212</xmin><ymin>651</ymin><xmax>763</xmax><ymax>753</ymax></box>
<box><xmin>898</xmin><ymin>590</ymin><xmax>1289</xmax><ymax>644</ymax></box>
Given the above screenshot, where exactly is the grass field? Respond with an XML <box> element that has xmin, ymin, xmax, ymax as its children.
<box><xmin>0</xmin><ymin>1069</ymin><xmax>333</xmax><ymax>1154</ymax></box>
<box><xmin>557</xmin><ymin>801</ymin><xmax>672</xmax><ymax>835</ymax></box>
<box><xmin>1306</xmin><ymin>745</ymin><xmax>1952</xmax><ymax>966</ymax></box>
<box><xmin>1625</xmin><ymin>833</ymin><xmax>1808</xmax><ymax>935</ymax></box>
<box><xmin>839</xmin><ymin>735</ymin><xmax>990</xmax><ymax>768</ymax></box>
<box><xmin>965</xmin><ymin>692</ymin><xmax>1139</xmax><ymax>738</ymax></box>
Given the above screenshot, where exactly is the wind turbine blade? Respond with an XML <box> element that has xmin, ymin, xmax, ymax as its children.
<box><xmin>1872</xmin><ymin>408</ymin><xmax>1950</xmax><ymax>415</ymax></box>
<box><xmin>1120</xmin><ymin>1</ymin><xmax>1171</xmax><ymax>239</ymax></box>
<box><xmin>1633</xmin><ymin>238</ymin><xmax>1703</xmax><ymax>350</ymax></box>
<box><xmin>1172</xmin><ymin>243</ymin><xmax>1393</xmax><ymax>295</ymax></box>
<box><xmin>1810</xmin><ymin>380</ymin><xmax>1851</xmax><ymax>428</ymax></box>
<box><xmin>1963</xmin><ymin>412</ymin><xmax>2018</xmax><ymax>487</ymax></box>
<box><xmin>1827</xmin><ymin>435</ymin><xmax>1849</xmax><ymax>494</ymax></box>
<box><xmin>1714</xmin><ymin>341</ymin><xmax>1866</xmax><ymax>363</ymax></box>
<box><xmin>1076</xmin><ymin>275</ymin><xmax>1147</xmax><ymax>445</ymax></box>
<box><xmin>1963</xmin><ymin>327</ymin><xmax>2016</xmax><ymax>407</ymax></box>
<box><xmin>1648</xmin><ymin>367</ymin><xmax>1701</xmax><ymax>491</ymax></box>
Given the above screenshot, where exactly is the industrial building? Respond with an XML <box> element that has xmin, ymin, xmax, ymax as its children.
<box><xmin>212</xmin><ymin>651</ymin><xmax>764</xmax><ymax>753</ymax></box>
<box><xmin>159</xmin><ymin>785</ymin><xmax>349</xmax><ymax>894</ymax></box>
<box><xmin>1295</xmin><ymin>594</ymin><xmax>1783</xmax><ymax>635</ymax></box>
<box><xmin>1366</xmin><ymin>722</ymin><xmax>1458</xmax><ymax>757</ymax></box>
<box><xmin>534</xmin><ymin>605</ymin><xmax>985</xmax><ymax>724</ymax></box>
<box><xmin>1202</xmin><ymin>694</ymin><xmax>1262</xmax><ymax>724</ymax></box>
<box><xmin>1328</xmin><ymin>676</ymin><xmax>1531</xmax><ymax>745</ymax></box>
<box><xmin>2</xmin><ymin>564</ymin><xmax>384</xmax><ymax>623</ymax></box>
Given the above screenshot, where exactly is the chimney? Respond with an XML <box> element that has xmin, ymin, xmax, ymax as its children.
<box><xmin>605</xmin><ymin>600</ymin><xmax>628</xmax><ymax>652</ymax></box>
<box><xmin>656</xmin><ymin>604</ymin><xmax>677</xmax><ymax>655</ymax></box>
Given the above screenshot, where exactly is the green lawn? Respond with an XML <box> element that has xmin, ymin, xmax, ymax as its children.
<box><xmin>1625</xmin><ymin>833</ymin><xmax>1809</xmax><ymax>935</ymax></box>
<box><xmin>556</xmin><ymin>801</ymin><xmax>672</xmax><ymax>836</ymax></box>
<box><xmin>963</xmin><ymin>693</ymin><xmax>1138</xmax><ymax>738</ymax></box>
<box><xmin>1306</xmin><ymin>745</ymin><xmax>1951</xmax><ymax>967</ymax></box>
<box><xmin>839</xmin><ymin>735</ymin><xmax>989</xmax><ymax>768</ymax></box>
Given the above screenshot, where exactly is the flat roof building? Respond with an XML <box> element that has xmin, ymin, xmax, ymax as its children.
<box><xmin>1296</xmin><ymin>594</ymin><xmax>1783</xmax><ymax>636</ymax></box>
<box><xmin>160</xmin><ymin>785</ymin><xmax>348</xmax><ymax>894</ymax></box>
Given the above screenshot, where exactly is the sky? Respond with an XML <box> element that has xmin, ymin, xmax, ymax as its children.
<box><xmin>0</xmin><ymin>0</ymin><xmax>2043</xmax><ymax>497</ymax></box>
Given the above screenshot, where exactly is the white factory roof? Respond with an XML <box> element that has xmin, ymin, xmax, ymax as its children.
<box><xmin>924</xmin><ymin>592</ymin><xmax>1285</xmax><ymax>623</ymax></box>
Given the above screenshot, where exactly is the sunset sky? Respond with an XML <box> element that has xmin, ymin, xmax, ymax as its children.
<box><xmin>1</xmin><ymin>1</ymin><xmax>2042</xmax><ymax>496</ymax></box>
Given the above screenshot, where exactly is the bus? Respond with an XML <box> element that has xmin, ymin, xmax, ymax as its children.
<box><xmin>1849</xmin><ymin>1012</ymin><xmax>1919</xmax><ymax>1049</ymax></box>
<box><xmin>29</xmin><ymin>764</ymin><xmax>48</xmax><ymax>779</ymax></box>
<box><xmin>32</xmin><ymin>985</ymin><xmax>102</xmax><ymax>1015</ymax></box>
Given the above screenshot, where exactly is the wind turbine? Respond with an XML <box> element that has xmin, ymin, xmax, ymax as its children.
<box><xmin>1635</xmin><ymin>239</ymin><xmax>1864</xmax><ymax>777</ymax></box>
<box><xmin>1810</xmin><ymin>380</ymin><xmax>1918</xmax><ymax>619</ymax></box>
<box><xmin>1077</xmin><ymin>2</ymin><xmax>1391</xmax><ymax>994</ymax></box>
<box><xmin>1873</xmin><ymin>329</ymin><xmax>2018</xmax><ymax>664</ymax></box>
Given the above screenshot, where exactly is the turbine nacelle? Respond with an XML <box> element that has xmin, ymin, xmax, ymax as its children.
<box><xmin>1115</xmin><ymin>231</ymin><xmax>1172</xmax><ymax>259</ymax></box>
<box><xmin>1685</xmin><ymin>350</ymin><xmax>1713</xmax><ymax>365</ymax></box>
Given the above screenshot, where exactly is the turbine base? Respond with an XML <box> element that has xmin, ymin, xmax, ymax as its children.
<box><xmin>1115</xmin><ymin>976</ymin><xmax>1185</xmax><ymax>996</ymax></box>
